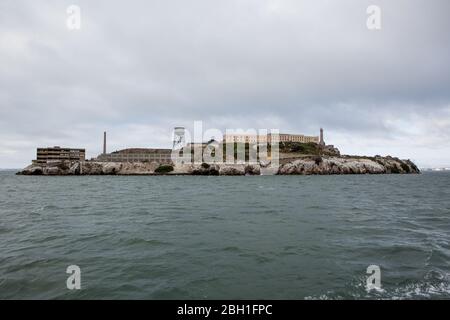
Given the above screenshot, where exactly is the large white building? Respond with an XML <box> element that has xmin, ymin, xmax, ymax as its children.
<box><xmin>223</xmin><ymin>132</ymin><xmax>320</xmax><ymax>144</ymax></box>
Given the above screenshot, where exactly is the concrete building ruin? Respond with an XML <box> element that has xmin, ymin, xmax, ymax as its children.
<box><xmin>95</xmin><ymin>131</ymin><xmax>172</xmax><ymax>163</ymax></box>
<box><xmin>33</xmin><ymin>147</ymin><xmax>86</xmax><ymax>164</ymax></box>
<box><xmin>96</xmin><ymin>148</ymin><xmax>172</xmax><ymax>163</ymax></box>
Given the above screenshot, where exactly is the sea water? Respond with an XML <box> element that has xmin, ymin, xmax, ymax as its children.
<box><xmin>0</xmin><ymin>171</ymin><xmax>449</xmax><ymax>299</ymax></box>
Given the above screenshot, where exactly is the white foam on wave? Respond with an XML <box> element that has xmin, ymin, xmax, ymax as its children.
<box><xmin>304</xmin><ymin>271</ymin><xmax>450</xmax><ymax>300</ymax></box>
<box><xmin>389</xmin><ymin>280</ymin><xmax>450</xmax><ymax>300</ymax></box>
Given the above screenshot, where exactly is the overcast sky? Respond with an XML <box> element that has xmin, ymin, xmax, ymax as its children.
<box><xmin>1</xmin><ymin>0</ymin><xmax>449</xmax><ymax>168</ymax></box>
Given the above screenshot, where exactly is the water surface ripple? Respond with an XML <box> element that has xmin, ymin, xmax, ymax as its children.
<box><xmin>0</xmin><ymin>171</ymin><xmax>449</xmax><ymax>299</ymax></box>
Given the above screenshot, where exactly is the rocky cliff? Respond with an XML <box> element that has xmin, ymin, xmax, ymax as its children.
<box><xmin>17</xmin><ymin>155</ymin><xmax>419</xmax><ymax>176</ymax></box>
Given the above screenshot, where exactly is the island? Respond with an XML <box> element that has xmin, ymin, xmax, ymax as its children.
<box><xmin>17</xmin><ymin>140</ymin><xmax>420</xmax><ymax>176</ymax></box>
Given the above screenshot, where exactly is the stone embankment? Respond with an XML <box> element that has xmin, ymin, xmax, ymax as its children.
<box><xmin>17</xmin><ymin>156</ymin><xmax>420</xmax><ymax>176</ymax></box>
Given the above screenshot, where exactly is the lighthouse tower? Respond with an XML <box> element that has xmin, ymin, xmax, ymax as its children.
<box><xmin>319</xmin><ymin>128</ymin><xmax>325</xmax><ymax>146</ymax></box>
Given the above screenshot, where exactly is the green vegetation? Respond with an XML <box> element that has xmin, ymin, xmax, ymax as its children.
<box><xmin>279</xmin><ymin>142</ymin><xmax>320</xmax><ymax>155</ymax></box>
<box><xmin>186</xmin><ymin>141</ymin><xmax>336</xmax><ymax>163</ymax></box>
<box><xmin>201</xmin><ymin>162</ymin><xmax>210</xmax><ymax>169</ymax></box>
<box><xmin>155</xmin><ymin>164</ymin><xmax>174</xmax><ymax>174</ymax></box>
<box><xmin>219</xmin><ymin>142</ymin><xmax>325</xmax><ymax>160</ymax></box>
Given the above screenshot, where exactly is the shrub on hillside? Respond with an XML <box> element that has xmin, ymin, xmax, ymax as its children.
<box><xmin>201</xmin><ymin>162</ymin><xmax>210</xmax><ymax>169</ymax></box>
<box><xmin>155</xmin><ymin>164</ymin><xmax>174</xmax><ymax>174</ymax></box>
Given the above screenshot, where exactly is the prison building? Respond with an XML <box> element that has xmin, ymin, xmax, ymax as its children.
<box><xmin>223</xmin><ymin>133</ymin><xmax>319</xmax><ymax>144</ymax></box>
<box><xmin>268</xmin><ymin>133</ymin><xmax>319</xmax><ymax>144</ymax></box>
<box><xmin>34</xmin><ymin>147</ymin><xmax>86</xmax><ymax>164</ymax></box>
<box><xmin>96</xmin><ymin>148</ymin><xmax>173</xmax><ymax>163</ymax></box>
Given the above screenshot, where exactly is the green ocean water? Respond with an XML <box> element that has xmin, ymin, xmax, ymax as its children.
<box><xmin>0</xmin><ymin>171</ymin><xmax>449</xmax><ymax>299</ymax></box>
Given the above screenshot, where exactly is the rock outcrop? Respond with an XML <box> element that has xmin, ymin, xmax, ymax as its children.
<box><xmin>277</xmin><ymin>156</ymin><xmax>419</xmax><ymax>175</ymax></box>
<box><xmin>17</xmin><ymin>156</ymin><xmax>420</xmax><ymax>176</ymax></box>
<box><xmin>18</xmin><ymin>161</ymin><xmax>159</xmax><ymax>176</ymax></box>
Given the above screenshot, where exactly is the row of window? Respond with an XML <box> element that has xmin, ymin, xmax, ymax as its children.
<box><xmin>224</xmin><ymin>136</ymin><xmax>318</xmax><ymax>143</ymax></box>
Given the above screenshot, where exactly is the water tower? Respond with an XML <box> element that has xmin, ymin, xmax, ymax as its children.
<box><xmin>172</xmin><ymin>127</ymin><xmax>186</xmax><ymax>150</ymax></box>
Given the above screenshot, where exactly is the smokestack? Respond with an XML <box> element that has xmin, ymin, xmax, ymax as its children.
<box><xmin>103</xmin><ymin>131</ymin><xmax>107</xmax><ymax>154</ymax></box>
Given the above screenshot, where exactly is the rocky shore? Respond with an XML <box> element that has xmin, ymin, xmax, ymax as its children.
<box><xmin>17</xmin><ymin>155</ymin><xmax>420</xmax><ymax>176</ymax></box>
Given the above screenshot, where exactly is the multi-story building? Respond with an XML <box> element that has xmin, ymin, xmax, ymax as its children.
<box><xmin>223</xmin><ymin>134</ymin><xmax>268</xmax><ymax>143</ymax></box>
<box><xmin>223</xmin><ymin>132</ymin><xmax>319</xmax><ymax>144</ymax></box>
<box><xmin>96</xmin><ymin>148</ymin><xmax>172</xmax><ymax>163</ymax></box>
<box><xmin>269</xmin><ymin>133</ymin><xmax>319</xmax><ymax>143</ymax></box>
<box><xmin>34</xmin><ymin>147</ymin><xmax>85</xmax><ymax>164</ymax></box>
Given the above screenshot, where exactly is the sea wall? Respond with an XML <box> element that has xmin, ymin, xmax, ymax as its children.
<box><xmin>17</xmin><ymin>156</ymin><xmax>420</xmax><ymax>176</ymax></box>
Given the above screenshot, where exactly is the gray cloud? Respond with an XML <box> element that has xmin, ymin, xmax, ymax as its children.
<box><xmin>0</xmin><ymin>0</ymin><xmax>449</xmax><ymax>168</ymax></box>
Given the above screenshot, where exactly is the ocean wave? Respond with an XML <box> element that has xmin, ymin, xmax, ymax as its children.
<box><xmin>305</xmin><ymin>270</ymin><xmax>450</xmax><ymax>300</ymax></box>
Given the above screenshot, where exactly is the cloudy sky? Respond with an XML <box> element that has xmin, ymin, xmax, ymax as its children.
<box><xmin>1</xmin><ymin>0</ymin><xmax>449</xmax><ymax>168</ymax></box>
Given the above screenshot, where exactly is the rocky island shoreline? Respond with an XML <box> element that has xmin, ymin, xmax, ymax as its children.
<box><xmin>17</xmin><ymin>139</ymin><xmax>420</xmax><ymax>176</ymax></box>
<box><xmin>17</xmin><ymin>155</ymin><xmax>420</xmax><ymax>176</ymax></box>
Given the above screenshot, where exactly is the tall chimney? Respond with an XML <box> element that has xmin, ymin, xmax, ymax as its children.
<box><xmin>103</xmin><ymin>131</ymin><xmax>107</xmax><ymax>154</ymax></box>
<box><xmin>319</xmin><ymin>128</ymin><xmax>325</xmax><ymax>146</ymax></box>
